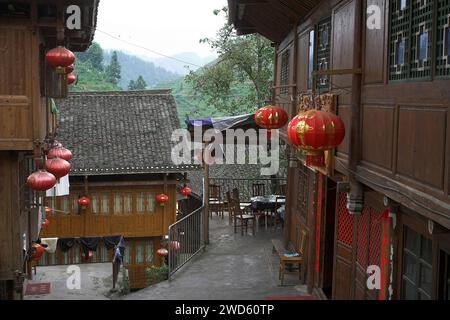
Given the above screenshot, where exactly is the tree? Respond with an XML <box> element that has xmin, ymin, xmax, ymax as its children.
<box><xmin>134</xmin><ymin>75</ymin><xmax>147</xmax><ymax>90</ymax></box>
<box><xmin>128</xmin><ymin>80</ymin><xmax>136</xmax><ymax>90</ymax></box>
<box><xmin>77</xmin><ymin>42</ymin><xmax>104</xmax><ymax>71</ymax></box>
<box><xmin>185</xmin><ymin>7</ymin><xmax>274</xmax><ymax>115</ymax></box>
<box><xmin>106</xmin><ymin>51</ymin><xmax>121</xmax><ymax>85</ymax></box>
<box><xmin>128</xmin><ymin>76</ymin><xmax>147</xmax><ymax>90</ymax></box>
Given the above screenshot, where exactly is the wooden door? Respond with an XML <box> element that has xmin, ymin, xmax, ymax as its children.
<box><xmin>127</xmin><ymin>239</ymin><xmax>154</xmax><ymax>290</ymax></box>
<box><xmin>437</xmin><ymin>234</ymin><xmax>450</xmax><ymax>300</ymax></box>
<box><xmin>320</xmin><ymin>178</ymin><xmax>337</xmax><ymax>298</ymax></box>
<box><xmin>332</xmin><ymin>190</ymin><xmax>355</xmax><ymax>299</ymax></box>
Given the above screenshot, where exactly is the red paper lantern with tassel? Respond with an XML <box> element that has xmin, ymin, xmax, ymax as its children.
<box><xmin>48</xmin><ymin>147</ymin><xmax>73</xmax><ymax>162</ymax></box>
<box><xmin>287</xmin><ymin>109</ymin><xmax>345</xmax><ymax>167</ymax></box>
<box><xmin>27</xmin><ymin>170</ymin><xmax>56</xmax><ymax>191</ymax></box>
<box><xmin>156</xmin><ymin>194</ymin><xmax>169</xmax><ymax>206</ymax></box>
<box><xmin>45</xmin><ymin>46</ymin><xmax>75</xmax><ymax>73</ymax></box>
<box><xmin>45</xmin><ymin>157</ymin><xmax>71</xmax><ymax>179</ymax></box>
<box><xmin>180</xmin><ymin>186</ymin><xmax>192</xmax><ymax>199</ymax></box>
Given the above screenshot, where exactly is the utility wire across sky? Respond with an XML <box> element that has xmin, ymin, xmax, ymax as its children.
<box><xmin>95</xmin><ymin>29</ymin><xmax>204</xmax><ymax>68</ymax></box>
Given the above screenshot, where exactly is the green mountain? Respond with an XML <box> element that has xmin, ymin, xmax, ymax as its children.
<box><xmin>104</xmin><ymin>50</ymin><xmax>180</xmax><ymax>89</ymax></box>
<box><xmin>152</xmin><ymin>76</ymin><xmax>253</xmax><ymax>128</ymax></box>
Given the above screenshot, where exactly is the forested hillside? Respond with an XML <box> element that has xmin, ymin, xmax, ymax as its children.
<box><xmin>104</xmin><ymin>50</ymin><xmax>180</xmax><ymax>89</ymax></box>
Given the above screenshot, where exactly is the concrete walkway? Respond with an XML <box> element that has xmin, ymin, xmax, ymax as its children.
<box><xmin>24</xmin><ymin>263</ymin><xmax>121</xmax><ymax>300</ymax></box>
<box><xmin>125</xmin><ymin>215</ymin><xmax>308</xmax><ymax>300</ymax></box>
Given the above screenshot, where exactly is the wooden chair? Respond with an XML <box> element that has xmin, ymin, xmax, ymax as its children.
<box><xmin>272</xmin><ymin>229</ymin><xmax>307</xmax><ymax>286</ymax></box>
<box><xmin>227</xmin><ymin>191</ymin><xmax>256</xmax><ymax>236</ymax></box>
<box><xmin>279</xmin><ymin>184</ymin><xmax>287</xmax><ymax>196</ymax></box>
<box><xmin>209</xmin><ymin>184</ymin><xmax>225</xmax><ymax>219</ymax></box>
<box><xmin>232</xmin><ymin>188</ymin><xmax>252</xmax><ymax>210</ymax></box>
<box><xmin>252</xmin><ymin>183</ymin><xmax>266</xmax><ymax>197</ymax></box>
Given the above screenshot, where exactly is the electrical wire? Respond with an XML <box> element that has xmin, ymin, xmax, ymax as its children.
<box><xmin>95</xmin><ymin>28</ymin><xmax>204</xmax><ymax>68</ymax></box>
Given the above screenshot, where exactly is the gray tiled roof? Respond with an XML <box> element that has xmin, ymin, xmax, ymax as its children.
<box><xmin>56</xmin><ymin>90</ymin><xmax>199</xmax><ymax>176</ymax></box>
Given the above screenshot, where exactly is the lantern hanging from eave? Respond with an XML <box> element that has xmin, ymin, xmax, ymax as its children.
<box><xmin>45</xmin><ymin>46</ymin><xmax>75</xmax><ymax>74</ymax></box>
<box><xmin>180</xmin><ymin>186</ymin><xmax>192</xmax><ymax>199</ymax></box>
<box><xmin>157</xmin><ymin>248</ymin><xmax>168</xmax><ymax>257</ymax></box>
<box><xmin>30</xmin><ymin>243</ymin><xmax>44</xmax><ymax>261</ymax></box>
<box><xmin>78</xmin><ymin>196</ymin><xmax>90</xmax><ymax>209</ymax></box>
<box><xmin>41</xmin><ymin>219</ymin><xmax>50</xmax><ymax>230</ymax></box>
<box><xmin>48</xmin><ymin>147</ymin><xmax>73</xmax><ymax>162</ymax></box>
<box><xmin>27</xmin><ymin>170</ymin><xmax>56</xmax><ymax>191</ymax></box>
<box><xmin>156</xmin><ymin>194</ymin><xmax>169</xmax><ymax>207</ymax></box>
<box><xmin>67</xmin><ymin>73</ymin><xmax>76</xmax><ymax>85</ymax></box>
<box><xmin>254</xmin><ymin>105</ymin><xmax>288</xmax><ymax>134</ymax></box>
<box><xmin>45</xmin><ymin>157</ymin><xmax>71</xmax><ymax>179</ymax></box>
<box><xmin>288</xmin><ymin>109</ymin><xmax>345</xmax><ymax>167</ymax></box>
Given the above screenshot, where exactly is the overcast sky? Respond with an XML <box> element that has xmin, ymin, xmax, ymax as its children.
<box><xmin>94</xmin><ymin>0</ymin><xmax>228</xmax><ymax>59</ymax></box>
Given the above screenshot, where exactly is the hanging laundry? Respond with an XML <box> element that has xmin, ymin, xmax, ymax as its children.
<box><xmin>58</xmin><ymin>238</ymin><xmax>76</xmax><ymax>252</ymax></box>
<box><xmin>112</xmin><ymin>236</ymin><xmax>125</xmax><ymax>290</ymax></box>
<box><xmin>79</xmin><ymin>237</ymin><xmax>101</xmax><ymax>258</ymax></box>
<box><xmin>46</xmin><ymin>174</ymin><xmax>70</xmax><ymax>197</ymax></box>
<box><xmin>103</xmin><ymin>236</ymin><xmax>122</xmax><ymax>250</ymax></box>
<box><xmin>41</xmin><ymin>238</ymin><xmax>58</xmax><ymax>253</ymax></box>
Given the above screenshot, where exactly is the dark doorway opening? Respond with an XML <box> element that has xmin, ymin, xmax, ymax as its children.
<box><xmin>322</xmin><ymin>178</ymin><xmax>336</xmax><ymax>299</ymax></box>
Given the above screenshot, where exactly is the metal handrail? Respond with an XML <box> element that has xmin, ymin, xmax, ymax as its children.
<box><xmin>168</xmin><ymin>205</ymin><xmax>205</xmax><ymax>280</ymax></box>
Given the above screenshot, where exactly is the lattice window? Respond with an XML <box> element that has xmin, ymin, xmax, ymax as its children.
<box><xmin>389</xmin><ymin>0</ymin><xmax>411</xmax><ymax>80</ymax></box>
<box><xmin>296</xmin><ymin>165</ymin><xmax>309</xmax><ymax>221</ymax></box>
<box><xmin>357</xmin><ymin>207</ymin><xmax>370</xmax><ymax>267</ymax></box>
<box><xmin>337</xmin><ymin>193</ymin><xmax>353</xmax><ymax>246</ymax></box>
<box><xmin>308</xmin><ymin>30</ymin><xmax>315</xmax><ymax>89</ymax></box>
<box><xmin>368</xmin><ymin>207</ymin><xmax>382</xmax><ymax>266</ymax></box>
<box><xmin>436</xmin><ymin>0</ymin><xmax>450</xmax><ymax>77</ymax></box>
<box><xmin>280</xmin><ymin>50</ymin><xmax>290</xmax><ymax>94</ymax></box>
<box><xmin>410</xmin><ymin>0</ymin><xmax>433</xmax><ymax>79</ymax></box>
<box><xmin>316</xmin><ymin>18</ymin><xmax>331</xmax><ymax>91</ymax></box>
<box><xmin>389</xmin><ymin>0</ymin><xmax>449</xmax><ymax>80</ymax></box>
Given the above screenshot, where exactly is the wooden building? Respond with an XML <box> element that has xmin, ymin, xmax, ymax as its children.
<box><xmin>0</xmin><ymin>0</ymin><xmax>99</xmax><ymax>299</ymax></box>
<box><xmin>38</xmin><ymin>90</ymin><xmax>199</xmax><ymax>290</ymax></box>
<box><xmin>229</xmin><ymin>0</ymin><xmax>450</xmax><ymax>300</ymax></box>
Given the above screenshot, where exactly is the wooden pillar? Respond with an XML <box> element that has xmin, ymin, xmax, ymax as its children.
<box><xmin>203</xmin><ymin>161</ymin><xmax>210</xmax><ymax>246</ymax></box>
<box><xmin>348</xmin><ymin>0</ymin><xmax>364</xmax><ymax>300</ymax></box>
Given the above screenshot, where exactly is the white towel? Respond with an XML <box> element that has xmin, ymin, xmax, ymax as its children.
<box><xmin>46</xmin><ymin>174</ymin><xmax>70</xmax><ymax>197</ymax></box>
<box><xmin>41</xmin><ymin>238</ymin><xmax>58</xmax><ymax>253</ymax></box>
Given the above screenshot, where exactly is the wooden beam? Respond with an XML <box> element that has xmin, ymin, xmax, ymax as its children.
<box><xmin>312</xmin><ymin>68</ymin><xmax>362</xmax><ymax>76</ymax></box>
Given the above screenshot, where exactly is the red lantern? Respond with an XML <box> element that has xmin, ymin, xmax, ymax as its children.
<box><xmin>157</xmin><ymin>248</ymin><xmax>168</xmax><ymax>257</ymax></box>
<box><xmin>78</xmin><ymin>196</ymin><xmax>90</xmax><ymax>208</ymax></box>
<box><xmin>65</xmin><ymin>64</ymin><xmax>74</xmax><ymax>74</ymax></box>
<box><xmin>254</xmin><ymin>105</ymin><xmax>288</xmax><ymax>131</ymax></box>
<box><xmin>67</xmin><ymin>73</ymin><xmax>76</xmax><ymax>85</ymax></box>
<box><xmin>45</xmin><ymin>157</ymin><xmax>71</xmax><ymax>179</ymax></box>
<box><xmin>42</xmin><ymin>219</ymin><xmax>50</xmax><ymax>230</ymax></box>
<box><xmin>180</xmin><ymin>186</ymin><xmax>192</xmax><ymax>199</ymax></box>
<box><xmin>30</xmin><ymin>243</ymin><xmax>44</xmax><ymax>261</ymax></box>
<box><xmin>169</xmin><ymin>241</ymin><xmax>181</xmax><ymax>251</ymax></box>
<box><xmin>27</xmin><ymin>170</ymin><xmax>56</xmax><ymax>191</ymax></box>
<box><xmin>288</xmin><ymin>109</ymin><xmax>345</xmax><ymax>167</ymax></box>
<box><xmin>48</xmin><ymin>147</ymin><xmax>73</xmax><ymax>161</ymax></box>
<box><xmin>45</xmin><ymin>206</ymin><xmax>52</xmax><ymax>214</ymax></box>
<box><xmin>45</xmin><ymin>46</ymin><xmax>75</xmax><ymax>73</ymax></box>
<box><xmin>156</xmin><ymin>194</ymin><xmax>169</xmax><ymax>206</ymax></box>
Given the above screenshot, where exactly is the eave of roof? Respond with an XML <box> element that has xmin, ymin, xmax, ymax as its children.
<box><xmin>228</xmin><ymin>0</ymin><xmax>321</xmax><ymax>43</ymax></box>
